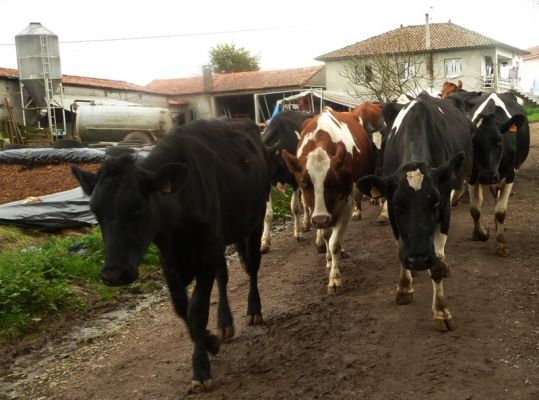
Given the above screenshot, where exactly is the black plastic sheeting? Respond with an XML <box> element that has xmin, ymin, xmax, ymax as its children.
<box><xmin>0</xmin><ymin>148</ymin><xmax>107</xmax><ymax>164</ymax></box>
<box><xmin>0</xmin><ymin>187</ymin><xmax>95</xmax><ymax>231</ymax></box>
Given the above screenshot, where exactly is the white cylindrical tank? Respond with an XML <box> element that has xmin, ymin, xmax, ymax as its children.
<box><xmin>75</xmin><ymin>104</ymin><xmax>173</xmax><ymax>142</ymax></box>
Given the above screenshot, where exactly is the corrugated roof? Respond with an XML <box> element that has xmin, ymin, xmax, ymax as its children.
<box><xmin>317</xmin><ymin>22</ymin><xmax>528</xmax><ymax>60</ymax></box>
<box><xmin>0</xmin><ymin>67</ymin><xmax>161</xmax><ymax>94</ymax></box>
<box><xmin>145</xmin><ymin>66</ymin><xmax>325</xmax><ymax>95</ymax></box>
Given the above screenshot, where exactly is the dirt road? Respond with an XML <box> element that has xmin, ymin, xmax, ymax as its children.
<box><xmin>4</xmin><ymin>124</ymin><xmax>539</xmax><ymax>400</ymax></box>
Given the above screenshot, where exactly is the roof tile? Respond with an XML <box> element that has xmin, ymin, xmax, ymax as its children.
<box><xmin>317</xmin><ymin>22</ymin><xmax>528</xmax><ymax>60</ymax></box>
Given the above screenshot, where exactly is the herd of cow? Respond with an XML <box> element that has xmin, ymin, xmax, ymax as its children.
<box><xmin>70</xmin><ymin>86</ymin><xmax>530</xmax><ymax>393</ymax></box>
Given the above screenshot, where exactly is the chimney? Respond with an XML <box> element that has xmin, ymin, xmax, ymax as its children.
<box><xmin>425</xmin><ymin>13</ymin><xmax>431</xmax><ymax>50</ymax></box>
<box><xmin>202</xmin><ymin>65</ymin><xmax>213</xmax><ymax>92</ymax></box>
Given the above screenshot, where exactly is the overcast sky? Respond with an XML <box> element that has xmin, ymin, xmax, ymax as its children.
<box><xmin>1</xmin><ymin>0</ymin><xmax>538</xmax><ymax>86</ymax></box>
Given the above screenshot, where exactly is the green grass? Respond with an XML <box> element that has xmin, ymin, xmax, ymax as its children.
<box><xmin>0</xmin><ymin>227</ymin><xmax>161</xmax><ymax>342</ymax></box>
<box><xmin>525</xmin><ymin>106</ymin><xmax>539</xmax><ymax>123</ymax></box>
<box><xmin>270</xmin><ymin>186</ymin><xmax>293</xmax><ymax>218</ymax></box>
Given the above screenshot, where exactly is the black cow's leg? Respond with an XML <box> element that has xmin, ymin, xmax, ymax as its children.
<box><xmin>494</xmin><ymin>181</ymin><xmax>513</xmax><ymax>257</ymax></box>
<box><xmin>215</xmin><ymin>256</ymin><xmax>235</xmax><ymax>341</ymax></box>
<box><xmin>469</xmin><ymin>183</ymin><xmax>489</xmax><ymax>241</ymax></box>
<box><xmin>429</xmin><ymin>223</ymin><xmax>455</xmax><ymax>331</ymax></box>
<box><xmin>260</xmin><ymin>194</ymin><xmax>272</xmax><ymax>253</ymax></box>
<box><xmin>237</xmin><ymin>227</ymin><xmax>263</xmax><ymax>325</ymax></box>
<box><xmin>395</xmin><ymin>264</ymin><xmax>414</xmax><ymax>305</ymax></box>
<box><xmin>188</xmin><ymin>265</ymin><xmax>217</xmax><ymax>393</ymax></box>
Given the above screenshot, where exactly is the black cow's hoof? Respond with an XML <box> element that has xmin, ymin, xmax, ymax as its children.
<box><xmin>247</xmin><ymin>314</ymin><xmax>264</xmax><ymax>326</ymax></box>
<box><xmin>205</xmin><ymin>332</ymin><xmax>221</xmax><ymax>355</ymax></box>
<box><xmin>433</xmin><ymin>317</ymin><xmax>456</xmax><ymax>332</ymax></box>
<box><xmin>217</xmin><ymin>325</ymin><xmax>235</xmax><ymax>342</ymax></box>
<box><xmin>327</xmin><ymin>285</ymin><xmax>342</xmax><ymax>295</ymax></box>
<box><xmin>495</xmin><ymin>242</ymin><xmax>509</xmax><ymax>257</ymax></box>
<box><xmin>395</xmin><ymin>291</ymin><xmax>414</xmax><ymax>305</ymax></box>
<box><xmin>189</xmin><ymin>379</ymin><xmax>213</xmax><ymax>393</ymax></box>
<box><xmin>316</xmin><ymin>243</ymin><xmax>326</xmax><ymax>254</ymax></box>
<box><xmin>472</xmin><ymin>229</ymin><xmax>489</xmax><ymax>242</ymax></box>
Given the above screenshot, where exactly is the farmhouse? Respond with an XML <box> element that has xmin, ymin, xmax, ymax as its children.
<box><xmin>316</xmin><ymin>20</ymin><xmax>537</xmax><ymax>103</ymax></box>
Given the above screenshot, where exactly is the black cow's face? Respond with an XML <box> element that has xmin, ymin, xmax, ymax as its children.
<box><xmin>71</xmin><ymin>155</ymin><xmax>188</xmax><ymax>286</ymax></box>
<box><xmin>472</xmin><ymin>114</ymin><xmax>525</xmax><ymax>184</ymax></box>
<box><xmin>357</xmin><ymin>153</ymin><xmax>465</xmax><ymax>270</ymax></box>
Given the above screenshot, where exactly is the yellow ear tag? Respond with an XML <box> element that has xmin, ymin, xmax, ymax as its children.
<box><xmin>509</xmin><ymin>124</ymin><xmax>517</xmax><ymax>133</ymax></box>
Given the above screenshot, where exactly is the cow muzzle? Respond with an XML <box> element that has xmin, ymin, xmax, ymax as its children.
<box><xmin>478</xmin><ymin>172</ymin><xmax>500</xmax><ymax>185</ymax></box>
<box><xmin>312</xmin><ymin>214</ymin><xmax>332</xmax><ymax>229</ymax></box>
<box><xmin>404</xmin><ymin>254</ymin><xmax>435</xmax><ymax>270</ymax></box>
<box><xmin>100</xmin><ymin>265</ymin><xmax>139</xmax><ymax>286</ymax></box>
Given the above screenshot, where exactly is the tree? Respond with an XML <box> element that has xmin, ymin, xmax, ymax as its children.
<box><xmin>339</xmin><ymin>32</ymin><xmax>433</xmax><ymax>102</ymax></box>
<box><xmin>209</xmin><ymin>43</ymin><xmax>260</xmax><ymax>73</ymax></box>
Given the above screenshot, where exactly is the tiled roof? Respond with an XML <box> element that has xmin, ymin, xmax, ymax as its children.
<box><xmin>146</xmin><ymin>66</ymin><xmax>325</xmax><ymax>95</ymax></box>
<box><xmin>523</xmin><ymin>46</ymin><xmax>539</xmax><ymax>62</ymax></box>
<box><xmin>0</xmin><ymin>66</ymin><xmax>161</xmax><ymax>94</ymax></box>
<box><xmin>317</xmin><ymin>22</ymin><xmax>528</xmax><ymax>60</ymax></box>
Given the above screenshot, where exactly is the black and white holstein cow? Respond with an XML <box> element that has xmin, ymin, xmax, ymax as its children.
<box><xmin>71</xmin><ymin>119</ymin><xmax>270</xmax><ymax>393</ymax></box>
<box><xmin>462</xmin><ymin>92</ymin><xmax>530</xmax><ymax>256</ymax></box>
<box><xmin>261</xmin><ymin>110</ymin><xmax>314</xmax><ymax>253</ymax></box>
<box><xmin>356</xmin><ymin>92</ymin><xmax>473</xmax><ymax>331</ymax></box>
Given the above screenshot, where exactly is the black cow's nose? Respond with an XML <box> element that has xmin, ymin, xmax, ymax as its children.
<box><xmin>100</xmin><ymin>266</ymin><xmax>138</xmax><ymax>286</ymax></box>
<box><xmin>479</xmin><ymin>173</ymin><xmax>499</xmax><ymax>185</ymax></box>
<box><xmin>312</xmin><ymin>215</ymin><xmax>331</xmax><ymax>228</ymax></box>
<box><xmin>406</xmin><ymin>255</ymin><xmax>431</xmax><ymax>270</ymax></box>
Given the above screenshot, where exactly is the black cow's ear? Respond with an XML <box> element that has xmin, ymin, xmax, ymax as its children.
<box><xmin>71</xmin><ymin>164</ymin><xmax>97</xmax><ymax>196</ymax></box>
<box><xmin>502</xmin><ymin>114</ymin><xmax>526</xmax><ymax>133</ymax></box>
<box><xmin>154</xmin><ymin>163</ymin><xmax>189</xmax><ymax>193</ymax></box>
<box><xmin>435</xmin><ymin>151</ymin><xmax>466</xmax><ymax>190</ymax></box>
<box><xmin>281</xmin><ymin>149</ymin><xmax>301</xmax><ymax>174</ymax></box>
<box><xmin>356</xmin><ymin>175</ymin><xmax>391</xmax><ymax>199</ymax></box>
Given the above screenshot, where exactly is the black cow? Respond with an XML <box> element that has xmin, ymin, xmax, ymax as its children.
<box><xmin>261</xmin><ymin>110</ymin><xmax>314</xmax><ymax>252</ymax></box>
<box><xmin>71</xmin><ymin>118</ymin><xmax>270</xmax><ymax>393</ymax></box>
<box><xmin>356</xmin><ymin>92</ymin><xmax>473</xmax><ymax>331</ymax></box>
<box><xmin>456</xmin><ymin>92</ymin><xmax>530</xmax><ymax>256</ymax></box>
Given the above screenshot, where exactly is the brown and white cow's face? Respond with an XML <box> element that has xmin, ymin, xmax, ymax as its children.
<box><xmin>282</xmin><ymin>140</ymin><xmax>351</xmax><ymax>229</ymax></box>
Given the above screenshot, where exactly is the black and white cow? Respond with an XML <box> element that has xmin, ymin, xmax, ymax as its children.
<box><xmin>71</xmin><ymin>119</ymin><xmax>270</xmax><ymax>393</ymax></box>
<box><xmin>356</xmin><ymin>92</ymin><xmax>473</xmax><ymax>331</ymax></box>
<box><xmin>261</xmin><ymin>110</ymin><xmax>314</xmax><ymax>253</ymax></box>
<box><xmin>458</xmin><ymin>92</ymin><xmax>530</xmax><ymax>256</ymax></box>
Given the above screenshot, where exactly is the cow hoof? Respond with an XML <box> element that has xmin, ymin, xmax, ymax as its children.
<box><xmin>247</xmin><ymin>314</ymin><xmax>264</xmax><ymax>326</ymax></box>
<box><xmin>316</xmin><ymin>243</ymin><xmax>326</xmax><ymax>254</ymax></box>
<box><xmin>294</xmin><ymin>234</ymin><xmax>304</xmax><ymax>242</ymax></box>
<box><xmin>260</xmin><ymin>245</ymin><xmax>270</xmax><ymax>254</ymax></box>
<box><xmin>351</xmin><ymin>213</ymin><xmax>362</xmax><ymax>221</ymax></box>
<box><xmin>340</xmin><ymin>249</ymin><xmax>349</xmax><ymax>259</ymax></box>
<box><xmin>217</xmin><ymin>325</ymin><xmax>235</xmax><ymax>342</ymax></box>
<box><xmin>301</xmin><ymin>225</ymin><xmax>311</xmax><ymax>232</ymax></box>
<box><xmin>472</xmin><ymin>229</ymin><xmax>489</xmax><ymax>242</ymax></box>
<box><xmin>327</xmin><ymin>285</ymin><xmax>342</xmax><ymax>295</ymax></box>
<box><xmin>376</xmin><ymin>215</ymin><xmax>389</xmax><ymax>225</ymax></box>
<box><xmin>495</xmin><ymin>244</ymin><xmax>509</xmax><ymax>257</ymax></box>
<box><xmin>205</xmin><ymin>332</ymin><xmax>221</xmax><ymax>355</ymax></box>
<box><xmin>395</xmin><ymin>291</ymin><xmax>414</xmax><ymax>305</ymax></box>
<box><xmin>433</xmin><ymin>317</ymin><xmax>456</xmax><ymax>332</ymax></box>
<box><xmin>189</xmin><ymin>379</ymin><xmax>213</xmax><ymax>393</ymax></box>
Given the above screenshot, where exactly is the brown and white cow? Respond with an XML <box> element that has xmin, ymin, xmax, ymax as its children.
<box><xmin>282</xmin><ymin>107</ymin><xmax>375</xmax><ymax>294</ymax></box>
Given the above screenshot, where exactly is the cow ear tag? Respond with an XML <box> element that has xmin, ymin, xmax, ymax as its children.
<box><xmin>509</xmin><ymin>124</ymin><xmax>517</xmax><ymax>133</ymax></box>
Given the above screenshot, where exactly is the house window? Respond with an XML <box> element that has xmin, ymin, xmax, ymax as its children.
<box><xmin>444</xmin><ymin>58</ymin><xmax>462</xmax><ymax>78</ymax></box>
<box><xmin>364</xmin><ymin>64</ymin><xmax>373</xmax><ymax>83</ymax></box>
<box><xmin>398</xmin><ymin>62</ymin><xmax>416</xmax><ymax>80</ymax></box>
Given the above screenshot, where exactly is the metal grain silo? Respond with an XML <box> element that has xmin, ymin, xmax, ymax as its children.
<box><xmin>15</xmin><ymin>22</ymin><xmax>62</xmax><ymax>108</ymax></box>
